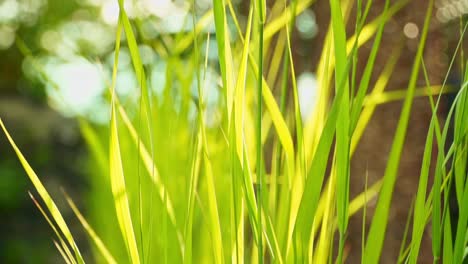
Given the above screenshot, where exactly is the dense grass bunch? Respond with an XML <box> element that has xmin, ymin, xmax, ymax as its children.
<box><xmin>1</xmin><ymin>0</ymin><xmax>467</xmax><ymax>263</ymax></box>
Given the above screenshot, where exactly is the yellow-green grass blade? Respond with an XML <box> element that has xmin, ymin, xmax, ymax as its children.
<box><xmin>453</xmin><ymin>62</ymin><xmax>468</xmax><ymax>207</ymax></box>
<box><xmin>351</xmin><ymin>43</ymin><xmax>401</xmax><ymax>155</ymax></box>
<box><xmin>234</xmin><ymin>7</ymin><xmax>253</xmax><ymax>167</ymax></box>
<box><xmin>109</xmin><ymin>77</ymin><xmax>140</xmax><ymax>263</ymax></box>
<box><xmin>256</xmin><ymin>0</ymin><xmax>266</xmax><ymax>23</ymax></box>
<box><xmin>363</xmin><ymin>1</ymin><xmax>434</xmax><ymax>263</ymax></box>
<box><xmin>63</xmin><ymin>192</ymin><xmax>117</xmax><ymax>264</ymax></box>
<box><xmin>116</xmin><ymin>102</ymin><xmax>180</xmax><ymax>232</ymax></box>
<box><xmin>229</xmin><ymin>128</ymin><xmax>243</xmax><ymax>263</ymax></box>
<box><xmin>79</xmin><ymin>119</ymin><xmax>107</xmax><ymax>174</ymax></box>
<box><xmin>240</xmin><ymin>144</ymin><xmax>283</xmax><ymax>262</ymax></box>
<box><xmin>213</xmin><ymin>0</ymin><xmax>235</xmax><ymax>125</ymax></box>
<box><xmin>183</xmin><ymin>129</ymin><xmax>202</xmax><ymax>264</ymax></box>
<box><xmin>315</xmin><ymin>178</ymin><xmax>382</xmax><ymax>237</ymax></box>
<box><xmin>109</xmin><ymin>14</ymin><xmax>140</xmax><ymax>264</ymax></box>
<box><xmin>114</xmin><ymin>4</ymin><xmax>157</xmax><ymax>260</ymax></box>
<box><xmin>349</xmin><ymin>0</ymin><xmax>390</xmax><ymax>133</ymax></box>
<box><xmin>407</xmin><ymin>55</ymin><xmax>447</xmax><ymax>263</ymax></box>
<box><xmin>363</xmin><ymin>85</ymin><xmax>457</xmax><ymax>106</ymax></box>
<box><xmin>0</xmin><ymin>119</ymin><xmax>84</xmax><ymax>263</ymax></box>
<box><xmin>346</xmin><ymin>0</ymin><xmax>407</xmax><ymax>55</ymax></box>
<box><xmin>314</xmin><ymin>165</ymin><xmax>336</xmax><ymax>264</ymax></box>
<box><xmin>292</xmin><ymin>59</ymin><xmax>351</xmax><ymax>261</ymax></box>
<box><xmin>174</xmin><ymin>9</ymin><xmax>215</xmax><ymax>54</ymax></box>
<box><xmin>191</xmin><ymin>46</ymin><xmax>224</xmax><ymax>262</ymax></box>
<box><xmin>408</xmin><ymin>119</ymin><xmax>435</xmax><ymax>263</ymax></box>
<box><xmin>202</xmin><ymin>152</ymin><xmax>225</xmax><ymax>263</ymax></box>
<box><xmin>442</xmin><ymin>211</ymin><xmax>453</xmax><ymax>264</ymax></box>
<box><xmin>53</xmin><ymin>240</ymin><xmax>73</xmax><ymax>264</ymax></box>
<box><xmin>254</xmin><ymin>0</ymin><xmax>266</xmax><ymax>261</ymax></box>
<box><xmin>428</xmin><ymin>83</ymin><xmax>467</xmax><ymax>261</ymax></box>
<box><xmin>397</xmin><ymin>200</ymin><xmax>414</xmax><ymax>263</ymax></box>
<box><xmin>284</xmin><ymin>0</ymin><xmax>305</xmax><ymax>181</ymax></box>
<box><xmin>329</xmin><ymin>0</ymin><xmax>351</xmax><ymax>262</ymax></box>
<box><xmin>349</xmin><ymin>0</ymin><xmax>373</xmax><ymax>105</ymax></box>
<box><xmin>231</xmin><ymin>6</ymin><xmax>253</xmax><ymax>262</ymax></box>
<box><xmin>361</xmin><ymin>171</ymin><xmax>369</xmax><ymax>264</ymax></box>
<box><xmin>453</xmin><ymin>168</ymin><xmax>468</xmax><ymax>263</ymax></box>
<box><xmin>109</xmin><ymin>91</ymin><xmax>140</xmax><ymax>264</ymax></box>
<box><xmin>305</xmin><ymin>0</ymin><xmax>406</xmax><ymax>172</ymax></box>
<box><xmin>264</xmin><ymin>0</ymin><xmax>316</xmax><ymax>41</ymax></box>
<box><xmin>452</xmin><ymin>66</ymin><xmax>468</xmax><ymax>264</ymax></box>
<box><xmin>28</xmin><ymin>192</ymin><xmax>77</xmax><ymax>264</ymax></box>
<box><xmin>221</xmin><ymin>2</ymin><xmax>295</xmax><ymax>190</ymax></box>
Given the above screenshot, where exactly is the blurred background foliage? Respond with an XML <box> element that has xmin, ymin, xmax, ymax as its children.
<box><xmin>0</xmin><ymin>0</ymin><xmax>467</xmax><ymax>263</ymax></box>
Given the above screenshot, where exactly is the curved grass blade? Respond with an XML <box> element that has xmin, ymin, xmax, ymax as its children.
<box><xmin>329</xmin><ymin>0</ymin><xmax>351</xmax><ymax>262</ymax></box>
<box><xmin>28</xmin><ymin>192</ymin><xmax>77</xmax><ymax>264</ymax></box>
<box><xmin>109</xmin><ymin>14</ymin><xmax>140</xmax><ymax>264</ymax></box>
<box><xmin>63</xmin><ymin>191</ymin><xmax>117</xmax><ymax>264</ymax></box>
<box><xmin>362</xmin><ymin>1</ymin><xmax>434</xmax><ymax>262</ymax></box>
<box><xmin>0</xmin><ymin>119</ymin><xmax>84</xmax><ymax>264</ymax></box>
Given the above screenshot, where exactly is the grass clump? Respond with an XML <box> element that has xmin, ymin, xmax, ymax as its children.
<box><xmin>1</xmin><ymin>0</ymin><xmax>467</xmax><ymax>263</ymax></box>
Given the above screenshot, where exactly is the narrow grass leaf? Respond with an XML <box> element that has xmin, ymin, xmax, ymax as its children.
<box><xmin>363</xmin><ymin>2</ymin><xmax>434</xmax><ymax>262</ymax></box>
<box><xmin>63</xmin><ymin>192</ymin><xmax>117</xmax><ymax>264</ymax></box>
<box><xmin>0</xmin><ymin>119</ymin><xmax>84</xmax><ymax>263</ymax></box>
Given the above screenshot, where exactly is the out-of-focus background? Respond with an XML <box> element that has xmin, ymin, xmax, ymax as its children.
<box><xmin>0</xmin><ymin>0</ymin><xmax>466</xmax><ymax>263</ymax></box>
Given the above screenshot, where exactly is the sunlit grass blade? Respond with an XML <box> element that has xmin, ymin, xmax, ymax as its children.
<box><xmin>231</xmin><ymin>6</ymin><xmax>253</xmax><ymax>263</ymax></box>
<box><xmin>239</xmin><ymin>143</ymin><xmax>283</xmax><ymax>262</ymax></box>
<box><xmin>223</xmin><ymin>1</ymin><xmax>295</xmax><ymax>190</ymax></box>
<box><xmin>116</xmin><ymin>102</ymin><xmax>182</xmax><ymax>245</ymax></box>
<box><xmin>28</xmin><ymin>192</ymin><xmax>77</xmax><ymax>264</ymax></box>
<box><xmin>255</xmin><ymin>0</ymin><xmax>266</xmax><ymax>261</ymax></box>
<box><xmin>63</xmin><ymin>191</ymin><xmax>117</xmax><ymax>264</ymax></box>
<box><xmin>350</xmin><ymin>0</ymin><xmax>390</xmax><ymax>132</ymax></box>
<box><xmin>109</xmin><ymin>89</ymin><xmax>140</xmax><ymax>264</ymax></box>
<box><xmin>453</xmin><ymin>62</ymin><xmax>468</xmax><ymax>207</ymax></box>
<box><xmin>54</xmin><ymin>240</ymin><xmax>73</xmax><ymax>264</ymax></box>
<box><xmin>183</xmin><ymin>130</ymin><xmax>202</xmax><ymax>264</ymax></box>
<box><xmin>408</xmin><ymin>118</ymin><xmax>435</xmax><ymax>263</ymax></box>
<box><xmin>329</xmin><ymin>0</ymin><xmax>351</xmax><ymax>262</ymax></box>
<box><xmin>443</xmin><ymin>209</ymin><xmax>453</xmax><ymax>264</ymax></box>
<box><xmin>363</xmin><ymin>1</ymin><xmax>434</xmax><ymax>263</ymax></box>
<box><xmin>398</xmin><ymin>200</ymin><xmax>414</xmax><ymax>263</ymax></box>
<box><xmin>363</xmin><ymin>85</ymin><xmax>457</xmax><ymax>106</ymax></box>
<box><xmin>108</xmin><ymin>14</ymin><xmax>140</xmax><ymax>264</ymax></box>
<box><xmin>213</xmin><ymin>0</ymin><xmax>235</xmax><ymax>125</ymax></box>
<box><xmin>234</xmin><ymin>6</ymin><xmax>253</xmax><ymax>169</ymax></box>
<box><xmin>452</xmin><ymin>65</ymin><xmax>468</xmax><ymax>264</ymax></box>
<box><xmin>202</xmin><ymin>152</ymin><xmax>225</xmax><ymax>263</ymax></box>
<box><xmin>292</xmin><ymin>59</ymin><xmax>352</xmax><ymax>262</ymax></box>
<box><xmin>0</xmin><ymin>119</ymin><xmax>84</xmax><ymax>264</ymax></box>
<box><xmin>453</xmin><ymin>169</ymin><xmax>468</xmax><ymax>263</ymax></box>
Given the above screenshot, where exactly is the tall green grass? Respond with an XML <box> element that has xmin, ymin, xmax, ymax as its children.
<box><xmin>1</xmin><ymin>0</ymin><xmax>467</xmax><ymax>263</ymax></box>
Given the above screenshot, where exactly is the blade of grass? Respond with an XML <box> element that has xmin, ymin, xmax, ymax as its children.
<box><xmin>362</xmin><ymin>1</ymin><xmax>434</xmax><ymax>262</ymax></box>
<box><xmin>63</xmin><ymin>191</ymin><xmax>117</xmax><ymax>264</ymax></box>
<box><xmin>350</xmin><ymin>0</ymin><xmax>390</xmax><ymax>133</ymax></box>
<box><xmin>213</xmin><ymin>0</ymin><xmax>235</xmax><ymax>125</ymax></box>
<box><xmin>292</xmin><ymin>58</ymin><xmax>352</xmax><ymax>261</ymax></box>
<box><xmin>329</xmin><ymin>0</ymin><xmax>351</xmax><ymax>262</ymax></box>
<box><xmin>0</xmin><ymin>119</ymin><xmax>84</xmax><ymax>264</ymax></box>
<box><xmin>363</xmin><ymin>85</ymin><xmax>457</xmax><ymax>106</ymax></box>
<box><xmin>443</xmin><ymin>209</ymin><xmax>453</xmax><ymax>264</ymax></box>
<box><xmin>452</xmin><ymin>64</ymin><xmax>468</xmax><ymax>264</ymax></box>
<box><xmin>398</xmin><ymin>200</ymin><xmax>414</xmax><ymax>263</ymax></box>
<box><xmin>28</xmin><ymin>192</ymin><xmax>77</xmax><ymax>264</ymax></box>
<box><xmin>255</xmin><ymin>0</ymin><xmax>266</xmax><ymax>260</ymax></box>
<box><xmin>109</xmin><ymin>14</ymin><xmax>140</xmax><ymax>264</ymax></box>
<box><xmin>53</xmin><ymin>240</ymin><xmax>73</xmax><ymax>264</ymax></box>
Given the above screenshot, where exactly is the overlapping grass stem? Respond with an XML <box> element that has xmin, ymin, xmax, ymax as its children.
<box><xmin>1</xmin><ymin>0</ymin><xmax>467</xmax><ymax>263</ymax></box>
